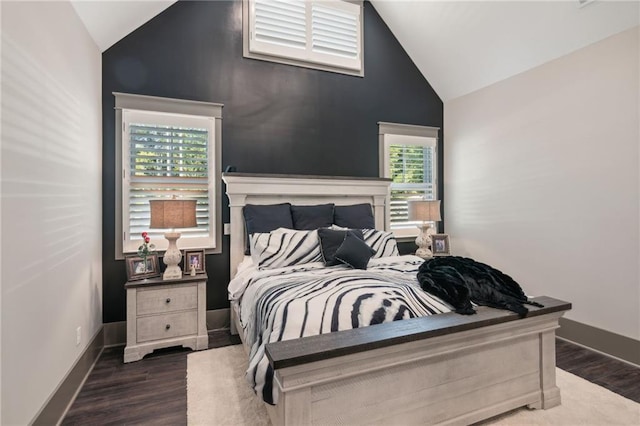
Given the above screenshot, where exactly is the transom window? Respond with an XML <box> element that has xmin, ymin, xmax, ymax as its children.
<box><xmin>244</xmin><ymin>0</ymin><xmax>363</xmax><ymax>76</ymax></box>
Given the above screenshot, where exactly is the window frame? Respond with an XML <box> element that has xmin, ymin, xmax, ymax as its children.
<box><xmin>378</xmin><ymin>122</ymin><xmax>440</xmax><ymax>239</ymax></box>
<box><xmin>243</xmin><ymin>0</ymin><xmax>364</xmax><ymax>77</ymax></box>
<box><xmin>114</xmin><ymin>92</ymin><xmax>223</xmax><ymax>259</ymax></box>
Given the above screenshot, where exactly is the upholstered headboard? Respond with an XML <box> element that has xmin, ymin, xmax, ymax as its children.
<box><xmin>222</xmin><ymin>173</ymin><xmax>392</xmax><ymax>278</ymax></box>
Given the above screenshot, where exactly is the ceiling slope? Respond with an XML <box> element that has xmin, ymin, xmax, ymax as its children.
<box><xmin>71</xmin><ymin>0</ymin><xmax>177</xmax><ymax>52</ymax></box>
<box><xmin>371</xmin><ymin>0</ymin><xmax>640</xmax><ymax>101</ymax></box>
<box><xmin>71</xmin><ymin>0</ymin><xmax>639</xmax><ymax>101</ymax></box>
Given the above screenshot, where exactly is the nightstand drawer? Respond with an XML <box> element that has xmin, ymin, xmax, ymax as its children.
<box><xmin>137</xmin><ymin>284</ymin><xmax>197</xmax><ymax>315</ymax></box>
<box><xmin>136</xmin><ymin>311</ymin><xmax>198</xmax><ymax>343</ymax></box>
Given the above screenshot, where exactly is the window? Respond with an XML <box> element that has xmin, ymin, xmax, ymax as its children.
<box><xmin>379</xmin><ymin>122</ymin><xmax>439</xmax><ymax>238</ymax></box>
<box><xmin>114</xmin><ymin>93</ymin><xmax>223</xmax><ymax>257</ymax></box>
<box><xmin>244</xmin><ymin>0</ymin><xmax>363</xmax><ymax>76</ymax></box>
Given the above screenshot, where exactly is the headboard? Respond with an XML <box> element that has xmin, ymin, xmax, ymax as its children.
<box><xmin>222</xmin><ymin>173</ymin><xmax>392</xmax><ymax>278</ymax></box>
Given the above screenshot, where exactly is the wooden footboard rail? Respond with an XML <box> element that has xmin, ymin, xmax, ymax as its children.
<box><xmin>264</xmin><ymin>296</ymin><xmax>571</xmax><ymax>426</ymax></box>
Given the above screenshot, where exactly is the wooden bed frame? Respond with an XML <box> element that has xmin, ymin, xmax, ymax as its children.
<box><xmin>222</xmin><ymin>172</ymin><xmax>571</xmax><ymax>426</ymax></box>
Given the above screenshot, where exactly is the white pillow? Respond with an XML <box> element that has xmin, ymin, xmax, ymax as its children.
<box><xmin>362</xmin><ymin>229</ymin><xmax>400</xmax><ymax>258</ymax></box>
<box><xmin>250</xmin><ymin>228</ymin><xmax>323</xmax><ymax>270</ymax></box>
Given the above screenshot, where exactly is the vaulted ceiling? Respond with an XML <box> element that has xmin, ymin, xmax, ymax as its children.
<box><xmin>370</xmin><ymin>0</ymin><xmax>639</xmax><ymax>101</ymax></box>
<box><xmin>71</xmin><ymin>0</ymin><xmax>639</xmax><ymax>101</ymax></box>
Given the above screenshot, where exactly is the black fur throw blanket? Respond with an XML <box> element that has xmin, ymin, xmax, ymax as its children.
<box><xmin>417</xmin><ymin>256</ymin><xmax>543</xmax><ymax>317</ymax></box>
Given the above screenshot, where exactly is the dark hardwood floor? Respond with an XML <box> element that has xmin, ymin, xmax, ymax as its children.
<box><xmin>62</xmin><ymin>333</ymin><xmax>638</xmax><ymax>425</ymax></box>
<box><xmin>555</xmin><ymin>338</ymin><xmax>640</xmax><ymax>402</ymax></box>
<box><xmin>61</xmin><ymin>332</ymin><xmax>240</xmax><ymax>426</ymax></box>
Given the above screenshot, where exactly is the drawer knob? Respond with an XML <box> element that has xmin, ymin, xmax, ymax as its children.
<box><xmin>165</xmin><ymin>324</ymin><xmax>171</xmax><ymax>330</ymax></box>
<box><xmin>166</xmin><ymin>298</ymin><xmax>171</xmax><ymax>304</ymax></box>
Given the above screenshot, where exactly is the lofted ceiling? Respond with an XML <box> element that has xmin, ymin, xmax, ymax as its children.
<box><xmin>370</xmin><ymin>0</ymin><xmax>640</xmax><ymax>101</ymax></box>
<box><xmin>70</xmin><ymin>0</ymin><xmax>176</xmax><ymax>52</ymax></box>
<box><xmin>71</xmin><ymin>0</ymin><xmax>639</xmax><ymax>102</ymax></box>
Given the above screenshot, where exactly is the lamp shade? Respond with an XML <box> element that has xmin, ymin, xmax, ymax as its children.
<box><xmin>149</xmin><ymin>199</ymin><xmax>197</xmax><ymax>229</ymax></box>
<box><xmin>408</xmin><ymin>199</ymin><xmax>441</xmax><ymax>222</ymax></box>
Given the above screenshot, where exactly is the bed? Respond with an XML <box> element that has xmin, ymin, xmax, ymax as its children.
<box><xmin>222</xmin><ymin>172</ymin><xmax>571</xmax><ymax>426</ymax></box>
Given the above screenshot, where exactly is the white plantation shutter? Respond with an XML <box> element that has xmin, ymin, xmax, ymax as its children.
<box><xmin>248</xmin><ymin>0</ymin><xmax>362</xmax><ymax>73</ymax></box>
<box><xmin>311</xmin><ymin>3</ymin><xmax>359</xmax><ymax>59</ymax></box>
<box><xmin>122</xmin><ymin>110</ymin><xmax>216</xmax><ymax>253</ymax></box>
<box><xmin>254</xmin><ymin>0</ymin><xmax>306</xmax><ymax>49</ymax></box>
<box><xmin>389</xmin><ymin>144</ymin><xmax>436</xmax><ymax>229</ymax></box>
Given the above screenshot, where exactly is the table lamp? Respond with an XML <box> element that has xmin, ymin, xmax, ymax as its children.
<box><xmin>407</xmin><ymin>199</ymin><xmax>441</xmax><ymax>259</ymax></box>
<box><xmin>150</xmin><ymin>198</ymin><xmax>197</xmax><ymax>280</ymax></box>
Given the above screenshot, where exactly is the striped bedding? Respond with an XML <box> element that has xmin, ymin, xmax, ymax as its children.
<box><xmin>229</xmin><ymin>255</ymin><xmax>452</xmax><ymax>405</ymax></box>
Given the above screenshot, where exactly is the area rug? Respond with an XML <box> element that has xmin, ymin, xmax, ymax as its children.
<box><xmin>187</xmin><ymin>345</ymin><xmax>640</xmax><ymax>425</ymax></box>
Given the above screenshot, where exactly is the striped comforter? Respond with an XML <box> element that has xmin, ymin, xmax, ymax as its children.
<box><xmin>229</xmin><ymin>255</ymin><xmax>452</xmax><ymax>405</ymax></box>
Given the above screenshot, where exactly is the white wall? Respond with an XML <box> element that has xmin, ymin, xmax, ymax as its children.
<box><xmin>1</xmin><ymin>2</ymin><xmax>102</xmax><ymax>424</ymax></box>
<box><xmin>445</xmin><ymin>27</ymin><xmax>639</xmax><ymax>341</ymax></box>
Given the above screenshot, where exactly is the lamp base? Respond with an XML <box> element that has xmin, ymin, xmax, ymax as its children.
<box><xmin>163</xmin><ymin>266</ymin><xmax>182</xmax><ymax>280</ymax></box>
<box><xmin>415</xmin><ymin>224</ymin><xmax>434</xmax><ymax>259</ymax></box>
<box><xmin>162</xmin><ymin>232</ymin><xmax>183</xmax><ymax>280</ymax></box>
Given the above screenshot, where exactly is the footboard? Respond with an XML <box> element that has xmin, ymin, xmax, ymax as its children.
<box><xmin>264</xmin><ymin>296</ymin><xmax>570</xmax><ymax>426</ymax></box>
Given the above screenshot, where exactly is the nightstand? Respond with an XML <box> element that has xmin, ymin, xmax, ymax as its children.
<box><xmin>124</xmin><ymin>274</ymin><xmax>208</xmax><ymax>363</ymax></box>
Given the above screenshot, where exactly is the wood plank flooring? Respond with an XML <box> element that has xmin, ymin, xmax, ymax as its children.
<box><xmin>61</xmin><ymin>332</ymin><xmax>240</xmax><ymax>426</ymax></box>
<box><xmin>61</xmin><ymin>332</ymin><xmax>638</xmax><ymax>425</ymax></box>
<box><xmin>555</xmin><ymin>338</ymin><xmax>640</xmax><ymax>402</ymax></box>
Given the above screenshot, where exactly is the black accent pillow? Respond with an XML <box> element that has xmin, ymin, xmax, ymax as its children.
<box><xmin>318</xmin><ymin>228</ymin><xmax>364</xmax><ymax>266</ymax></box>
<box><xmin>335</xmin><ymin>230</ymin><xmax>376</xmax><ymax>270</ymax></box>
<box><xmin>291</xmin><ymin>204</ymin><xmax>335</xmax><ymax>230</ymax></box>
<box><xmin>243</xmin><ymin>203</ymin><xmax>293</xmax><ymax>255</ymax></box>
<box><xmin>334</xmin><ymin>204</ymin><xmax>375</xmax><ymax>229</ymax></box>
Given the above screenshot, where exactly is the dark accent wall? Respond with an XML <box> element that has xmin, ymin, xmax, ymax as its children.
<box><xmin>102</xmin><ymin>0</ymin><xmax>443</xmax><ymax>323</ymax></box>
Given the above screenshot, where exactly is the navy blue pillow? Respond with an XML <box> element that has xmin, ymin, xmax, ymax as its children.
<box><xmin>334</xmin><ymin>204</ymin><xmax>375</xmax><ymax>229</ymax></box>
<box><xmin>291</xmin><ymin>204</ymin><xmax>334</xmax><ymax>230</ymax></box>
<box><xmin>335</xmin><ymin>230</ymin><xmax>376</xmax><ymax>270</ymax></box>
<box><xmin>243</xmin><ymin>203</ymin><xmax>293</xmax><ymax>255</ymax></box>
<box><xmin>318</xmin><ymin>228</ymin><xmax>364</xmax><ymax>266</ymax></box>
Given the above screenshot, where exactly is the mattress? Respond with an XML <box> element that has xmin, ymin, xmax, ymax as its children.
<box><xmin>228</xmin><ymin>255</ymin><xmax>452</xmax><ymax>404</ymax></box>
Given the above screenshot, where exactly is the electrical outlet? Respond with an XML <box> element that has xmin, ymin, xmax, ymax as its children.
<box><xmin>76</xmin><ymin>326</ymin><xmax>81</xmax><ymax>346</ymax></box>
<box><xmin>224</xmin><ymin>223</ymin><xmax>231</xmax><ymax>235</ymax></box>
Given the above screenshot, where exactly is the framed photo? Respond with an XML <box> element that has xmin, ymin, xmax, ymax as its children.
<box><xmin>184</xmin><ymin>249</ymin><xmax>206</xmax><ymax>274</ymax></box>
<box><xmin>431</xmin><ymin>234</ymin><xmax>451</xmax><ymax>256</ymax></box>
<box><xmin>125</xmin><ymin>254</ymin><xmax>161</xmax><ymax>281</ymax></box>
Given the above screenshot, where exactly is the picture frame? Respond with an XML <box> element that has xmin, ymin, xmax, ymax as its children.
<box><xmin>184</xmin><ymin>249</ymin><xmax>206</xmax><ymax>274</ymax></box>
<box><xmin>125</xmin><ymin>254</ymin><xmax>161</xmax><ymax>281</ymax></box>
<box><xmin>431</xmin><ymin>234</ymin><xmax>451</xmax><ymax>256</ymax></box>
